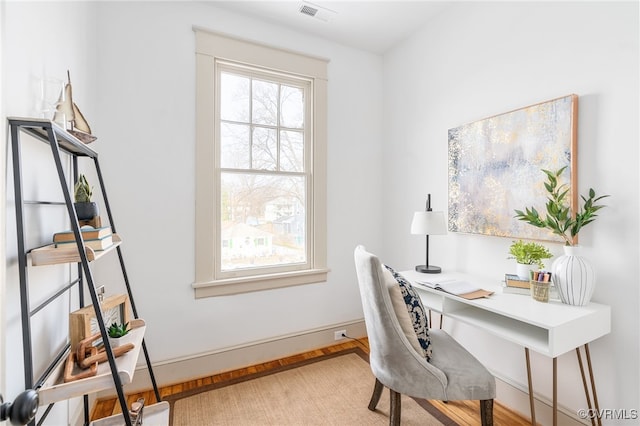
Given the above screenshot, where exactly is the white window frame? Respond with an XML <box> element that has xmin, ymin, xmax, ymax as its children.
<box><xmin>193</xmin><ymin>28</ymin><xmax>329</xmax><ymax>297</ymax></box>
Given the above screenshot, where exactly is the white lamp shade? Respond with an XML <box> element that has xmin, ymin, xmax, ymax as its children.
<box><xmin>410</xmin><ymin>211</ymin><xmax>447</xmax><ymax>235</ymax></box>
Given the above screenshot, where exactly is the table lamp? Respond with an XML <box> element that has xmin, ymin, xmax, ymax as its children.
<box><xmin>411</xmin><ymin>194</ymin><xmax>447</xmax><ymax>273</ymax></box>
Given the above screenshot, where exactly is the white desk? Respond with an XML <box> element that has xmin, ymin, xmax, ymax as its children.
<box><xmin>400</xmin><ymin>270</ymin><xmax>611</xmax><ymax>426</ymax></box>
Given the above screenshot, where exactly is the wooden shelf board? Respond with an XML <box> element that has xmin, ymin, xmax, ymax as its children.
<box><xmin>38</xmin><ymin>319</ymin><xmax>145</xmax><ymax>406</ymax></box>
<box><xmin>31</xmin><ymin>234</ymin><xmax>122</xmax><ymax>266</ymax></box>
<box><xmin>89</xmin><ymin>401</ymin><xmax>170</xmax><ymax>426</ymax></box>
<box><xmin>9</xmin><ymin>117</ymin><xmax>98</xmax><ymax>157</ymax></box>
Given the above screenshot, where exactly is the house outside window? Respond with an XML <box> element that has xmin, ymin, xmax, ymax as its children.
<box><xmin>193</xmin><ymin>29</ymin><xmax>329</xmax><ymax>297</ymax></box>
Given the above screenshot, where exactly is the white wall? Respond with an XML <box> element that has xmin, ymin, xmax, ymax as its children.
<box><xmin>2</xmin><ymin>2</ymin><xmax>383</xmax><ymax>421</ymax></box>
<box><xmin>0</xmin><ymin>0</ymin><xmax>6</xmax><ymax>409</ymax></box>
<box><xmin>91</xmin><ymin>0</ymin><xmax>383</xmax><ymax>362</ymax></box>
<box><xmin>3</xmin><ymin>1</ymin><xmax>638</xmax><ymax>425</ymax></box>
<box><xmin>2</xmin><ymin>0</ymin><xmax>382</xmax><ymax>421</ymax></box>
<box><xmin>382</xmin><ymin>1</ymin><xmax>639</xmax><ymax>424</ymax></box>
<box><xmin>2</xmin><ymin>1</ymin><xmax>98</xmax><ymax>424</ymax></box>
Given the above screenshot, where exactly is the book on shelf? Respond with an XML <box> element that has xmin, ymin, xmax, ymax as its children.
<box><xmin>413</xmin><ymin>278</ymin><xmax>494</xmax><ymax>300</ymax></box>
<box><xmin>505</xmin><ymin>273</ymin><xmax>530</xmax><ymax>289</ymax></box>
<box><xmin>55</xmin><ymin>234</ymin><xmax>113</xmax><ymax>251</ymax></box>
<box><xmin>53</xmin><ymin>225</ymin><xmax>112</xmax><ymax>243</ymax></box>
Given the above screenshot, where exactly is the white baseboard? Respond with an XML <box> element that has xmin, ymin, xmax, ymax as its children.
<box><xmin>97</xmin><ymin>320</ymin><xmax>367</xmax><ymax>398</ymax></box>
<box><xmin>495</xmin><ymin>374</ymin><xmax>587</xmax><ymax>426</ymax></box>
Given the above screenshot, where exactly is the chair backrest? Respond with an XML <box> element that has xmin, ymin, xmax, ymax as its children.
<box><xmin>354</xmin><ymin>245</ymin><xmax>445</xmax><ymax>391</ymax></box>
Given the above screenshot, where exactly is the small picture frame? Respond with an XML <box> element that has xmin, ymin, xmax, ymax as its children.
<box><xmin>69</xmin><ymin>293</ymin><xmax>131</xmax><ymax>352</ymax></box>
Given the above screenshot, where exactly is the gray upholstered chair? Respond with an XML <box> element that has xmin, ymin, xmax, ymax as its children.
<box><xmin>354</xmin><ymin>245</ymin><xmax>495</xmax><ymax>426</ymax></box>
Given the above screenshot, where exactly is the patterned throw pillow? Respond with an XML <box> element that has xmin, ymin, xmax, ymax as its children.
<box><xmin>385</xmin><ymin>265</ymin><xmax>432</xmax><ymax>361</ymax></box>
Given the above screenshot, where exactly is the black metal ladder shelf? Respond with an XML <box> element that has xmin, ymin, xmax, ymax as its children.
<box><xmin>8</xmin><ymin>118</ymin><xmax>167</xmax><ymax>426</ymax></box>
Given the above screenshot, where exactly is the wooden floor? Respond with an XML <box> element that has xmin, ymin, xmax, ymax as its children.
<box><xmin>92</xmin><ymin>338</ymin><xmax>532</xmax><ymax>425</ymax></box>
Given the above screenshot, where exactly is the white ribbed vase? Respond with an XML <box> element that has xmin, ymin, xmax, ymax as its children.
<box><xmin>551</xmin><ymin>245</ymin><xmax>595</xmax><ymax>306</ymax></box>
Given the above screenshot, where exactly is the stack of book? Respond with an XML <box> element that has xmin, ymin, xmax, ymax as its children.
<box><xmin>504</xmin><ymin>273</ymin><xmax>559</xmax><ymax>299</ymax></box>
<box><xmin>503</xmin><ymin>273</ymin><xmax>531</xmax><ymax>295</ymax></box>
<box><xmin>53</xmin><ymin>226</ymin><xmax>113</xmax><ymax>251</ymax></box>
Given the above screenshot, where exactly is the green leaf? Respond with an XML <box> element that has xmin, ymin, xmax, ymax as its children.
<box><xmin>514</xmin><ymin>167</ymin><xmax>609</xmax><ymax>244</ymax></box>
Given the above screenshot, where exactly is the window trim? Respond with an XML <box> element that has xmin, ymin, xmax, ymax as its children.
<box><xmin>193</xmin><ymin>28</ymin><xmax>329</xmax><ymax>298</ymax></box>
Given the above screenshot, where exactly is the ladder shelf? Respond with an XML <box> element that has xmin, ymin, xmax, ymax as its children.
<box><xmin>9</xmin><ymin>118</ymin><xmax>163</xmax><ymax>426</ymax></box>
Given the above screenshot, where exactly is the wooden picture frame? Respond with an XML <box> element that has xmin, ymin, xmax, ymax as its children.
<box><xmin>69</xmin><ymin>294</ymin><xmax>131</xmax><ymax>351</ymax></box>
<box><xmin>448</xmin><ymin>94</ymin><xmax>578</xmax><ymax>242</ymax></box>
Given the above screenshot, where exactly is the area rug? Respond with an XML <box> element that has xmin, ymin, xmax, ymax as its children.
<box><xmin>167</xmin><ymin>347</ymin><xmax>457</xmax><ymax>425</ymax></box>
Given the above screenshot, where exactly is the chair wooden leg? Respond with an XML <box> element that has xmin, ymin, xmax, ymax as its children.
<box><xmin>368</xmin><ymin>378</ymin><xmax>384</xmax><ymax>411</ymax></box>
<box><xmin>480</xmin><ymin>399</ymin><xmax>494</xmax><ymax>426</ymax></box>
<box><xmin>390</xmin><ymin>389</ymin><xmax>401</xmax><ymax>426</ymax></box>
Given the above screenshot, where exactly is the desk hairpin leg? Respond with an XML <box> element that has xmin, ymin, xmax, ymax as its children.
<box><xmin>553</xmin><ymin>357</ymin><xmax>558</xmax><ymax>426</ymax></box>
<box><xmin>427</xmin><ymin>310</ymin><xmax>444</xmax><ymax>329</ymax></box>
<box><xmin>526</xmin><ymin>345</ymin><xmax>600</xmax><ymax>426</ymax></box>
<box><xmin>576</xmin><ymin>344</ymin><xmax>601</xmax><ymax>426</ymax></box>
<box><xmin>525</xmin><ymin>348</ymin><xmax>537</xmax><ymax>426</ymax></box>
<box><xmin>525</xmin><ymin>349</ymin><xmax>557</xmax><ymax>425</ymax></box>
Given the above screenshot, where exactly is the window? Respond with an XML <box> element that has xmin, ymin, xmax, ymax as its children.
<box><xmin>193</xmin><ymin>29</ymin><xmax>329</xmax><ymax>297</ymax></box>
<box><xmin>218</xmin><ymin>65</ymin><xmax>308</xmax><ymax>272</ymax></box>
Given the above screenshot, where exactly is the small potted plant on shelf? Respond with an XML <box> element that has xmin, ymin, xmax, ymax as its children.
<box><xmin>74</xmin><ymin>174</ymin><xmax>99</xmax><ymax>220</ymax></box>
<box><xmin>107</xmin><ymin>322</ymin><xmax>130</xmax><ymax>348</ymax></box>
<box><xmin>508</xmin><ymin>239</ymin><xmax>553</xmax><ymax>279</ymax></box>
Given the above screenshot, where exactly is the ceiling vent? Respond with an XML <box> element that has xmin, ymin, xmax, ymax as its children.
<box><xmin>299</xmin><ymin>4</ymin><xmax>318</xmax><ymax>18</ymax></box>
<box><xmin>298</xmin><ymin>2</ymin><xmax>336</xmax><ymax>22</ymax></box>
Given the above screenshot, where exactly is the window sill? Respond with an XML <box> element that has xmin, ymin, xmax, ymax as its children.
<box><xmin>192</xmin><ymin>268</ymin><xmax>330</xmax><ymax>298</ymax></box>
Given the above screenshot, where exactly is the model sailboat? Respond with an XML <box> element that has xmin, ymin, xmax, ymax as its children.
<box><xmin>54</xmin><ymin>71</ymin><xmax>97</xmax><ymax>144</ymax></box>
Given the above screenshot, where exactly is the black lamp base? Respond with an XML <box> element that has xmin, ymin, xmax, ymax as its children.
<box><xmin>415</xmin><ymin>265</ymin><xmax>442</xmax><ymax>274</ymax></box>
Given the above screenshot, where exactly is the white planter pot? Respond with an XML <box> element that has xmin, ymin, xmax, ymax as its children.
<box><xmin>108</xmin><ymin>332</ymin><xmax>133</xmax><ymax>348</ymax></box>
<box><xmin>551</xmin><ymin>245</ymin><xmax>595</xmax><ymax>306</ymax></box>
<box><xmin>516</xmin><ymin>263</ymin><xmax>533</xmax><ymax>280</ymax></box>
<box><xmin>108</xmin><ymin>336</ymin><xmax>125</xmax><ymax>348</ymax></box>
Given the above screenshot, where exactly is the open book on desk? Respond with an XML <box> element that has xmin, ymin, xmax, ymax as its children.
<box><xmin>413</xmin><ymin>278</ymin><xmax>494</xmax><ymax>300</ymax></box>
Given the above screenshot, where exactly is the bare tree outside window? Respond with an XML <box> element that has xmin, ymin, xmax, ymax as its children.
<box><xmin>219</xmin><ymin>69</ymin><xmax>308</xmax><ymax>271</ymax></box>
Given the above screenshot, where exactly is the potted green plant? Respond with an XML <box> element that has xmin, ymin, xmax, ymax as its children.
<box><xmin>514</xmin><ymin>167</ymin><xmax>610</xmax><ymax>306</ymax></box>
<box><xmin>508</xmin><ymin>240</ymin><xmax>553</xmax><ymax>279</ymax></box>
<box><xmin>107</xmin><ymin>322</ymin><xmax>130</xmax><ymax>348</ymax></box>
<box><xmin>74</xmin><ymin>174</ymin><xmax>99</xmax><ymax>220</ymax></box>
<box><xmin>514</xmin><ymin>166</ymin><xmax>609</xmax><ymax>246</ymax></box>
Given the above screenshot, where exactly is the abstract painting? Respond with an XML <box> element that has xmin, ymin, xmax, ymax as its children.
<box><xmin>448</xmin><ymin>94</ymin><xmax>577</xmax><ymax>242</ymax></box>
